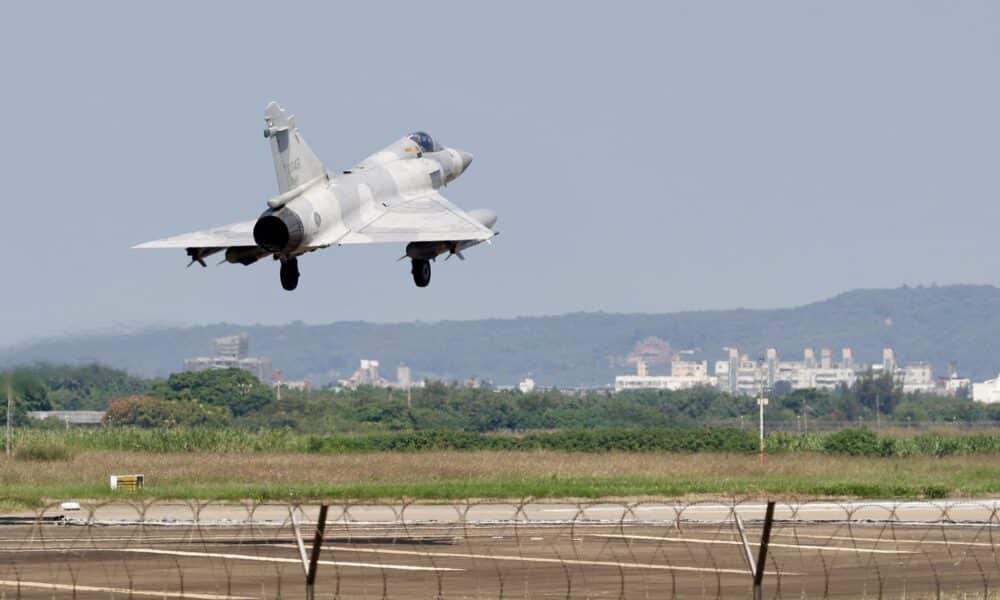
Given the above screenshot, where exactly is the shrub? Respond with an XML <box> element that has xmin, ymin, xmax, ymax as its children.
<box><xmin>104</xmin><ymin>395</ymin><xmax>232</xmax><ymax>428</ymax></box>
<box><xmin>14</xmin><ymin>440</ymin><xmax>73</xmax><ymax>462</ymax></box>
<box><xmin>822</xmin><ymin>428</ymin><xmax>886</xmax><ymax>456</ymax></box>
<box><xmin>308</xmin><ymin>428</ymin><xmax>758</xmax><ymax>454</ymax></box>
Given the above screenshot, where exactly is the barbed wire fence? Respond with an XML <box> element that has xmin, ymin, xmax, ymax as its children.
<box><xmin>1</xmin><ymin>498</ymin><xmax>999</xmax><ymax>598</ymax></box>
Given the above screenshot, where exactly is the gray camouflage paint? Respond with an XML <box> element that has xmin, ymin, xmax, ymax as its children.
<box><xmin>135</xmin><ymin>102</ymin><xmax>496</xmax><ymax>268</ymax></box>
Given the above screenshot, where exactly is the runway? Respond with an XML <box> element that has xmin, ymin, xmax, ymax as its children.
<box><xmin>2</xmin><ymin>500</ymin><xmax>998</xmax><ymax>598</ymax></box>
<box><xmin>13</xmin><ymin>498</ymin><xmax>1000</xmax><ymax>525</ymax></box>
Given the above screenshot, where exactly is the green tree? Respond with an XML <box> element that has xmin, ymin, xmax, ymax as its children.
<box><xmin>150</xmin><ymin>369</ymin><xmax>273</xmax><ymax>416</ymax></box>
<box><xmin>852</xmin><ymin>369</ymin><xmax>900</xmax><ymax>415</ymax></box>
<box><xmin>1</xmin><ymin>369</ymin><xmax>51</xmax><ymax>426</ymax></box>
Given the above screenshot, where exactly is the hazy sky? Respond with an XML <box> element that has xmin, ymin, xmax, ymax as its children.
<box><xmin>2</xmin><ymin>2</ymin><xmax>998</xmax><ymax>346</ymax></box>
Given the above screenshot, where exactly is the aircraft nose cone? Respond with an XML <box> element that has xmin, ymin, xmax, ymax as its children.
<box><xmin>457</xmin><ymin>150</ymin><xmax>474</xmax><ymax>173</ymax></box>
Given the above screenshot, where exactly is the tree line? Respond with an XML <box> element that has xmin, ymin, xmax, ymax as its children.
<box><xmin>5</xmin><ymin>364</ymin><xmax>1000</xmax><ymax>432</ymax></box>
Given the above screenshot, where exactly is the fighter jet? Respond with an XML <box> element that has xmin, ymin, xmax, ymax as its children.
<box><xmin>135</xmin><ymin>102</ymin><xmax>497</xmax><ymax>290</ymax></box>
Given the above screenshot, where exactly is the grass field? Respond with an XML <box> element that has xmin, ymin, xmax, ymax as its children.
<box><xmin>2</xmin><ymin>450</ymin><xmax>998</xmax><ymax>509</ymax></box>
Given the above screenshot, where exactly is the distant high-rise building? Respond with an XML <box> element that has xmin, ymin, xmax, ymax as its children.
<box><xmin>727</xmin><ymin>348</ymin><xmax>739</xmax><ymax>395</ymax></box>
<box><xmin>636</xmin><ymin>358</ymin><xmax>649</xmax><ymax>378</ymax></box>
<box><xmin>338</xmin><ymin>359</ymin><xmax>385</xmax><ymax>389</ymax></box>
<box><xmin>184</xmin><ymin>333</ymin><xmax>271</xmax><ymax>383</ymax></box>
<box><xmin>804</xmin><ymin>348</ymin><xmax>816</xmax><ymax>369</ymax></box>
<box><xmin>213</xmin><ymin>333</ymin><xmax>249</xmax><ymax>360</ymax></box>
<box><xmin>820</xmin><ymin>348</ymin><xmax>832</xmax><ymax>369</ymax></box>
<box><xmin>397</xmin><ymin>365</ymin><xmax>412</xmax><ymax>389</ymax></box>
<box><xmin>841</xmin><ymin>348</ymin><xmax>854</xmax><ymax>370</ymax></box>
<box><xmin>766</xmin><ymin>348</ymin><xmax>778</xmax><ymax>390</ymax></box>
<box><xmin>882</xmin><ymin>348</ymin><xmax>896</xmax><ymax>374</ymax></box>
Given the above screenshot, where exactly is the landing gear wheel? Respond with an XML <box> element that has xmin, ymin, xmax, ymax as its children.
<box><xmin>280</xmin><ymin>258</ymin><xmax>300</xmax><ymax>291</ymax></box>
<box><xmin>411</xmin><ymin>258</ymin><xmax>431</xmax><ymax>287</ymax></box>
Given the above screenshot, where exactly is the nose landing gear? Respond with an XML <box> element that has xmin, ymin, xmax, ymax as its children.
<box><xmin>411</xmin><ymin>258</ymin><xmax>431</xmax><ymax>287</ymax></box>
<box><xmin>280</xmin><ymin>257</ymin><xmax>299</xmax><ymax>291</ymax></box>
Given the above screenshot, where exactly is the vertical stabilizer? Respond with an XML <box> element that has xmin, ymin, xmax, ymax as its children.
<box><xmin>263</xmin><ymin>102</ymin><xmax>326</xmax><ymax>193</ymax></box>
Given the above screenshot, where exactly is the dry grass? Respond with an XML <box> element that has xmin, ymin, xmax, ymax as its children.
<box><xmin>1</xmin><ymin>450</ymin><xmax>998</xmax><ymax>507</ymax></box>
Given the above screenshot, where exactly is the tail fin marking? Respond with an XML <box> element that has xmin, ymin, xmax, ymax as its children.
<box><xmin>263</xmin><ymin>102</ymin><xmax>326</xmax><ymax>193</ymax></box>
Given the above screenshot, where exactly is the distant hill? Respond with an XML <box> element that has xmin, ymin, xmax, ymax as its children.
<box><xmin>3</xmin><ymin>285</ymin><xmax>1000</xmax><ymax>386</ymax></box>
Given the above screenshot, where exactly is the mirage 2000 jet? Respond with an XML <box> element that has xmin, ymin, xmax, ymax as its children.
<box><xmin>135</xmin><ymin>102</ymin><xmax>498</xmax><ymax>290</ymax></box>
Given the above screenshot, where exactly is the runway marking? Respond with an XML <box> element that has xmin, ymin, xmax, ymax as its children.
<box><xmin>771</xmin><ymin>531</ymin><xmax>1000</xmax><ymax>549</ymax></box>
<box><xmin>117</xmin><ymin>548</ymin><xmax>462</xmax><ymax>572</ymax></box>
<box><xmin>0</xmin><ymin>579</ymin><xmax>254</xmax><ymax>599</ymax></box>
<box><xmin>278</xmin><ymin>544</ymin><xmax>788</xmax><ymax>575</ymax></box>
<box><xmin>589</xmin><ymin>534</ymin><xmax>913</xmax><ymax>555</ymax></box>
<box><xmin>0</xmin><ymin>535</ymin><xmax>286</xmax><ymax>545</ymax></box>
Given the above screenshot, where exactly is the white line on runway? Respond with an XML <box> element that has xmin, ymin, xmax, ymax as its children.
<box><xmin>588</xmin><ymin>534</ymin><xmax>913</xmax><ymax>554</ymax></box>
<box><xmin>0</xmin><ymin>579</ymin><xmax>254</xmax><ymax>599</ymax></box>
<box><xmin>772</xmin><ymin>531</ymin><xmax>1000</xmax><ymax>549</ymax></box>
<box><xmin>116</xmin><ymin>548</ymin><xmax>462</xmax><ymax>572</ymax></box>
<box><xmin>280</xmin><ymin>544</ymin><xmax>791</xmax><ymax>575</ymax></box>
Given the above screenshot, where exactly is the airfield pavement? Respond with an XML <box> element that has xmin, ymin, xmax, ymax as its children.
<box><xmin>2</xmin><ymin>500</ymin><xmax>1000</xmax><ymax>598</ymax></box>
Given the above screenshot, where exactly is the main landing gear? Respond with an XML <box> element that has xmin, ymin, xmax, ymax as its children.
<box><xmin>280</xmin><ymin>257</ymin><xmax>299</xmax><ymax>291</ymax></box>
<box><xmin>411</xmin><ymin>258</ymin><xmax>431</xmax><ymax>288</ymax></box>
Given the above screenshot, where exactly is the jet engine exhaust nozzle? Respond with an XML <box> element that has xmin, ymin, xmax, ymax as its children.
<box><xmin>253</xmin><ymin>208</ymin><xmax>305</xmax><ymax>254</ymax></box>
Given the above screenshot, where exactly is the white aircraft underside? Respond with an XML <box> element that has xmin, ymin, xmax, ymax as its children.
<box><xmin>135</xmin><ymin>102</ymin><xmax>497</xmax><ymax>290</ymax></box>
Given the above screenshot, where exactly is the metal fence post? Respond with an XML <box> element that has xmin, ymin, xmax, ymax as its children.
<box><xmin>752</xmin><ymin>501</ymin><xmax>776</xmax><ymax>600</ymax></box>
<box><xmin>305</xmin><ymin>505</ymin><xmax>329</xmax><ymax>600</ymax></box>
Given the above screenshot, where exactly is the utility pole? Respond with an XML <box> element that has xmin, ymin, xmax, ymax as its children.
<box><xmin>757</xmin><ymin>362</ymin><xmax>768</xmax><ymax>466</ymax></box>
<box><xmin>5</xmin><ymin>374</ymin><xmax>12</xmax><ymax>458</ymax></box>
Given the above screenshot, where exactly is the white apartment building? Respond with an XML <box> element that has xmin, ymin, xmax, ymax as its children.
<box><xmin>614</xmin><ymin>344</ymin><xmax>966</xmax><ymax>397</ymax></box>
<box><xmin>899</xmin><ymin>363</ymin><xmax>936</xmax><ymax>394</ymax></box>
<box><xmin>615</xmin><ymin>358</ymin><xmax>716</xmax><ymax>392</ymax></box>
<box><xmin>973</xmin><ymin>375</ymin><xmax>1000</xmax><ymax>403</ymax></box>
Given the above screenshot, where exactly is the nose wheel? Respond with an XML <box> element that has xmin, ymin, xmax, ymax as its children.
<box><xmin>280</xmin><ymin>257</ymin><xmax>300</xmax><ymax>291</ymax></box>
<box><xmin>411</xmin><ymin>259</ymin><xmax>431</xmax><ymax>287</ymax></box>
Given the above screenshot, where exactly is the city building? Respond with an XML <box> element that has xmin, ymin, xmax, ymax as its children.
<box><xmin>616</xmin><ymin>357</ymin><xmax>716</xmax><ymax>392</ymax></box>
<box><xmin>672</xmin><ymin>359</ymin><xmax>709</xmax><ymax>378</ymax></box>
<box><xmin>900</xmin><ymin>363</ymin><xmax>935</xmax><ymax>394</ymax></box>
<box><xmin>613</xmin><ymin>343</ymin><xmax>962</xmax><ymax>396</ymax></box>
<box><xmin>973</xmin><ymin>375</ymin><xmax>1000</xmax><ymax>403</ymax></box>
<box><xmin>841</xmin><ymin>348</ymin><xmax>854</xmax><ymax>370</ymax></box>
<box><xmin>940</xmin><ymin>363</ymin><xmax>971</xmax><ymax>396</ymax></box>
<box><xmin>183</xmin><ymin>333</ymin><xmax>272</xmax><ymax>383</ymax></box>
<box><xmin>336</xmin><ymin>360</ymin><xmax>423</xmax><ymax>390</ymax></box>
<box><xmin>271</xmin><ymin>369</ymin><xmax>311</xmax><ymax>394</ymax></box>
<box><xmin>942</xmin><ymin>374</ymin><xmax>971</xmax><ymax>396</ymax></box>
<box><xmin>518</xmin><ymin>377</ymin><xmax>536</xmax><ymax>393</ymax></box>
<box><xmin>882</xmin><ymin>347</ymin><xmax>897</xmax><ymax>374</ymax></box>
<box><xmin>397</xmin><ymin>365</ymin><xmax>412</xmax><ymax>389</ymax></box>
<box><xmin>339</xmin><ymin>359</ymin><xmax>386</xmax><ymax>389</ymax></box>
<box><xmin>214</xmin><ymin>334</ymin><xmax>249</xmax><ymax>360</ymax></box>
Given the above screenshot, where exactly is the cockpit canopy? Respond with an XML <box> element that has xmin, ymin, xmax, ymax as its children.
<box><xmin>408</xmin><ymin>131</ymin><xmax>442</xmax><ymax>153</ymax></box>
